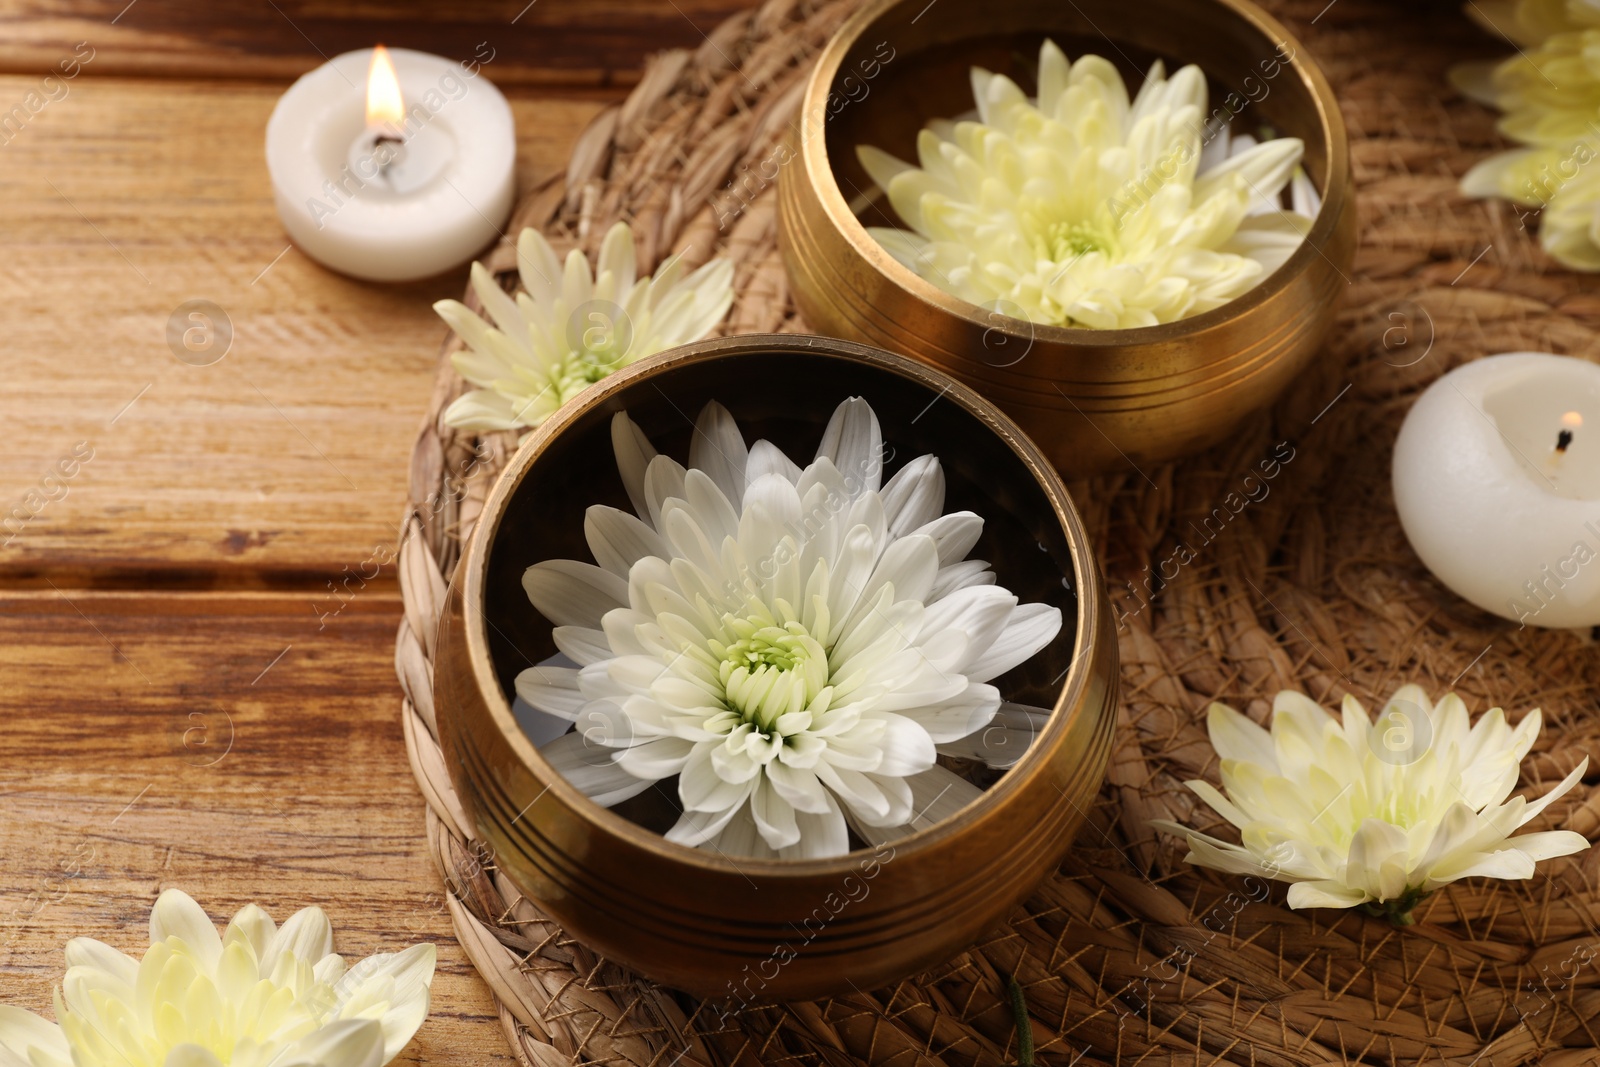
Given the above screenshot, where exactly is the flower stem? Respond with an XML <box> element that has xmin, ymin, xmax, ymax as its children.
<box><xmin>1005</xmin><ymin>973</ymin><xmax>1035</xmax><ymax>1067</ymax></box>
<box><xmin>1359</xmin><ymin>887</ymin><xmax>1428</xmax><ymax>928</ymax></box>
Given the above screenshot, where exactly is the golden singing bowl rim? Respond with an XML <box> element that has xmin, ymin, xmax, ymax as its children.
<box><xmin>796</xmin><ymin>0</ymin><xmax>1350</xmax><ymax>347</ymax></box>
<box><xmin>455</xmin><ymin>332</ymin><xmax>1108</xmax><ymax>877</ymax></box>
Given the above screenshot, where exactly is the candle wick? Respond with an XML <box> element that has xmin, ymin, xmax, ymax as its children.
<box><xmin>1557</xmin><ymin>428</ymin><xmax>1574</xmax><ymax>453</ymax></box>
<box><xmin>371</xmin><ymin>129</ymin><xmax>405</xmax><ymax>180</ymax></box>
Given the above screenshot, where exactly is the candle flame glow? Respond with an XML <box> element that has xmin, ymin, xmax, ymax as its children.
<box><xmin>1563</xmin><ymin>410</ymin><xmax>1584</xmax><ymax>429</ymax></box>
<box><xmin>366</xmin><ymin>45</ymin><xmax>404</xmax><ymax>129</ymax></box>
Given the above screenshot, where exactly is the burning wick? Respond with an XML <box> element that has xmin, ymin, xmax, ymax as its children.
<box><xmin>366</xmin><ymin>45</ymin><xmax>406</xmax><ymax>178</ymax></box>
<box><xmin>1557</xmin><ymin>410</ymin><xmax>1583</xmax><ymax>454</ymax></box>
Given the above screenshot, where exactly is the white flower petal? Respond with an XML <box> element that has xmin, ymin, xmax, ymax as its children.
<box><xmin>858</xmin><ymin>144</ymin><xmax>916</xmax><ymax>195</ymax></box>
<box><xmin>1154</xmin><ymin>825</ymin><xmax>1276</xmax><ymax>877</ymax></box>
<box><xmin>935</xmin><ymin>700</ymin><xmax>1045</xmax><ymax>766</ymax></box>
<box><xmin>690</xmin><ymin>401</ymin><xmax>749</xmax><ymax>507</ymax></box>
<box><xmin>277</xmin><ymin>1018</ymin><xmax>386</xmax><ymax>1067</ymax></box>
<box><xmin>780</xmin><ymin>791</ymin><xmax>849</xmax><ymax>859</ymax></box>
<box><xmin>262</xmin><ymin>905</ymin><xmax>333</xmax><ymax>976</ymax></box>
<box><xmin>595</xmin><ymin>222</ymin><xmax>637</xmax><ymax>299</ymax></box>
<box><xmin>862</xmin><ymin>533</ymin><xmax>941</xmax><ymax>608</ymax></box>
<box><xmin>642</xmin><ymin>454</ymin><xmax>690</xmax><ymax>530</ymax></box>
<box><xmin>963</xmin><ymin>602</ymin><xmax>1062</xmax><ymax>683</ymax></box>
<box><xmin>515</xmin><ymin>227</ymin><xmax>563</xmax><ymax>306</ymax></box>
<box><xmin>871</xmin><ymin>713</ymin><xmax>939</xmax><ymax>777</ymax></box>
<box><xmin>611</xmin><ymin>412</ymin><xmax>659</xmax><ymax>519</ymax></box>
<box><xmin>1284</xmin><ymin>880</ymin><xmax>1369</xmax><ymax>910</ymax></box>
<box><xmin>63</xmin><ymin>938</ymin><xmax>139</xmax><ymax>988</ymax></box>
<box><xmin>584</xmin><ymin>505</ymin><xmax>671</xmax><ymax>578</ymax></box>
<box><xmin>1205</xmin><ymin>702</ymin><xmax>1277</xmax><ymax>769</ymax></box>
<box><xmin>815</xmin><ymin>397</ymin><xmax>884</xmax><ymax>496</ymax></box>
<box><xmin>523</xmin><ymin>559</ymin><xmax>629</xmax><ymax>629</ymax></box>
<box><xmin>1505</xmin><ymin>829</ymin><xmax>1591</xmax><ymax>862</ymax></box>
<box><xmin>1194</xmin><ymin>137</ymin><xmax>1303</xmax><ymax>206</ymax></box>
<box><xmin>853</xmin><ymin>766</ymin><xmax>983</xmax><ymax>845</ymax></box>
<box><xmin>751</xmin><ymin>777</ymin><xmax>802</xmax><ymax>849</ymax></box>
<box><xmin>540</xmin><ymin>730</ymin><xmax>656</xmax><ymax>806</ymax></box>
<box><xmin>335</xmin><ymin>944</ymin><xmax>436</xmax><ymax>1059</ymax></box>
<box><xmin>442</xmin><ymin>388</ymin><xmax>532</xmax><ymax>433</ymax></box>
<box><xmin>666</xmin><ymin>792</ymin><xmax>753</xmax><ymax>847</ymax></box>
<box><xmin>219</xmin><ymin>905</ymin><xmax>276</xmax><ymax>968</ymax></box>
<box><xmin>929</xmin><ymin>559</ymin><xmax>995</xmax><ymax>601</ymax></box>
<box><xmin>1434</xmin><ymin>849</ymin><xmax>1537</xmax><ymax>882</ymax></box>
<box><xmin>708</xmin><ymin>810</ymin><xmax>782</xmax><ymax>859</ymax></box>
<box><xmin>616</xmin><ymin>736</ymin><xmax>696</xmax><ymax>778</ymax></box>
<box><xmin>746</xmin><ymin>439</ymin><xmax>803</xmax><ymax>486</ymax></box>
<box><xmin>0</xmin><ymin>1007</ymin><xmax>68</xmax><ymax>1066</ymax></box>
<box><xmin>1512</xmin><ymin>757</ymin><xmax>1589</xmax><ymax>829</ymax></box>
<box><xmin>881</xmin><ymin>455</ymin><xmax>945</xmax><ymax>536</ymax></box>
<box><xmin>163</xmin><ymin>1045</ymin><xmax>227</xmax><ymax>1067</ymax></box>
<box><xmin>515</xmin><ymin>666</ymin><xmax>587</xmax><ymax>720</ymax></box>
<box><xmin>150</xmin><ymin>890</ymin><xmax>223</xmax><ymax>973</ymax></box>
<box><xmin>551</xmin><ymin>625</ymin><xmax>613</xmax><ymax>667</ymax></box>
<box><xmin>912</xmin><ymin>512</ymin><xmax>984</xmax><ymax>565</ymax></box>
<box><xmin>469</xmin><ymin>261</ymin><xmax>526</xmax><ymax>339</ymax></box>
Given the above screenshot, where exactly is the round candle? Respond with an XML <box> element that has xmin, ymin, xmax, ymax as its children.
<box><xmin>1393</xmin><ymin>351</ymin><xmax>1600</xmax><ymax>628</ymax></box>
<box><xmin>265</xmin><ymin>46</ymin><xmax>514</xmax><ymax>282</ymax></box>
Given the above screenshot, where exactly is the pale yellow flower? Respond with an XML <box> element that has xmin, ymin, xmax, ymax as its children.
<box><xmin>857</xmin><ymin>40</ymin><xmax>1316</xmax><ymax>329</ymax></box>
<box><xmin>1153</xmin><ymin>687</ymin><xmax>1589</xmax><ymax>925</ymax></box>
<box><xmin>0</xmin><ymin>889</ymin><xmax>435</xmax><ymax>1067</ymax></box>
<box><xmin>1455</xmin><ymin>0</ymin><xmax>1600</xmax><ymax>268</ymax></box>
<box><xmin>436</xmin><ymin>222</ymin><xmax>733</xmax><ymax>432</ymax></box>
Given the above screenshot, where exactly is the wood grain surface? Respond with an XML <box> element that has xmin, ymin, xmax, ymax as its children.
<box><xmin>0</xmin><ymin>0</ymin><xmax>750</xmax><ymax>1052</ymax></box>
<box><xmin>0</xmin><ymin>0</ymin><xmax>756</xmax><ymax>87</ymax></box>
<box><xmin>0</xmin><ymin>591</ymin><xmax>510</xmax><ymax>1063</ymax></box>
<box><xmin>0</xmin><ymin>75</ymin><xmax>602</xmax><ymax>584</ymax></box>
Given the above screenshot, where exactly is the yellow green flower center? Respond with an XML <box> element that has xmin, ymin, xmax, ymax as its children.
<box><xmin>1040</xmin><ymin>219</ymin><xmax>1117</xmax><ymax>261</ymax></box>
<box><xmin>713</xmin><ymin>619</ymin><xmax>829</xmax><ymax>731</ymax></box>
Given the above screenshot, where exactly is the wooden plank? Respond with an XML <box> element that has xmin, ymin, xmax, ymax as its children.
<box><xmin>0</xmin><ymin>74</ymin><xmax>605</xmax><ymax>585</ymax></box>
<box><xmin>0</xmin><ymin>0</ymin><xmax>757</xmax><ymax>88</ymax></box>
<box><xmin>0</xmin><ymin>590</ymin><xmax>511</xmax><ymax>1064</ymax></box>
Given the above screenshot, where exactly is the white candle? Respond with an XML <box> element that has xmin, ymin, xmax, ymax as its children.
<box><xmin>1393</xmin><ymin>351</ymin><xmax>1600</xmax><ymax>628</ymax></box>
<box><xmin>265</xmin><ymin>46</ymin><xmax>514</xmax><ymax>282</ymax></box>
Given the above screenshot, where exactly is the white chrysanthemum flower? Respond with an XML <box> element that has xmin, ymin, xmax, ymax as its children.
<box><xmin>517</xmin><ymin>397</ymin><xmax>1064</xmax><ymax>859</ymax></box>
<box><xmin>0</xmin><ymin>889</ymin><xmax>435</xmax><ymax>1067</ymax></box>
<box><xmin>1153</xmin><ymin>686</ymin><xmax>1590</xmax><ymax>925</ymax></box>
<box><xmin>436</xmin><ymin>221</ymin><xmax>734</xmax><ymax>432</ymax></box>
<box><xmin>1454</xmin><ymin>0</ymin><xmax>1600</xmax><ymax>268</ymax></box>
<box><xmin>857</xmin><ymin>40</ymin><xmax>1317</xmax><ymax>329</ymax></box>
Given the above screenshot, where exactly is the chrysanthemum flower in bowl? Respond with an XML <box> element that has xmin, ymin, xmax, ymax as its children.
<box><xmin>0</xmin><ymin>889</ymin><xmax>435</xmax><ymax>1067</ymax></box>
<box><xmin>858</xmin><ymin>41</ymin><xmax>1320</xmax><ymax>330</ymax></box>
<box><xmin>434</xmin><ymin>333</ymin><xmax>1118</xmax><ymax>998</ymax></box>
<box><xmin>1153</xmin><ymin>686</ymin><xmax>1590</xmax><ymax>926</ymax></box>
<box><xmin>776</xmin><ymin>0</ymin><xmax>1356</xmax><ymax>474</ymax></box>
<box><xmin>517</xmin><ymin>394</ymin><xmax>1063</xmax><ymax>859</ymax></box>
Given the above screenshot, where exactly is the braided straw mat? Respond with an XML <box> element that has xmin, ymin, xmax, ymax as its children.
<box><xmin>393</xmin><ymin>0</ymin><xmax>1600</xmax><ymax>1062</ymax></box>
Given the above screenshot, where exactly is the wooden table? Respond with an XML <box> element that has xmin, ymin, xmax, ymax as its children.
<box><xmin>0</xmin><ymin>2</ymin><xmax>750</xmax><ymax>1059</ymax></box>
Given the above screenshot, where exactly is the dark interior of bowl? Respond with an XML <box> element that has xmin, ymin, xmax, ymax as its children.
<box><xmin>824</xmin><ymin>0</ymin><xmax>1328</xmax><ymax>235</ymax></box>
<box><xmin>479</xmin><ymin>345</ymin><xmax>1081</xmax><ymax>837</ymax></box>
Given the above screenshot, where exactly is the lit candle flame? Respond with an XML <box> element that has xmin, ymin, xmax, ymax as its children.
<box><xmin>366</xmin><ymin>45</ymin><xmax>404</xmax><ymax>129</ymax></box>
<box><xmin>1563</xmin><ymin>410</ymin><xmax>1584</xmax><ymax>430</ymax></box>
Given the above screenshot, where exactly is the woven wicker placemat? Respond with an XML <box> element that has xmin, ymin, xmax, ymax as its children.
<box><xmin>393</xmin><ymin>0</ymin><xmax>1600</xmax><ymax>1063</ymax></box>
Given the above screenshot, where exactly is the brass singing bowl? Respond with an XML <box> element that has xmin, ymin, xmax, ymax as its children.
<box><xmin>435</xmin><ymin>334</ymin><xmax>1117</xmax><ymax>999</ymax></box>
<box><xmin>777</xmin><ymin>0</ymin><xmax>1356</xmax><ymax>475</ymax></box>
